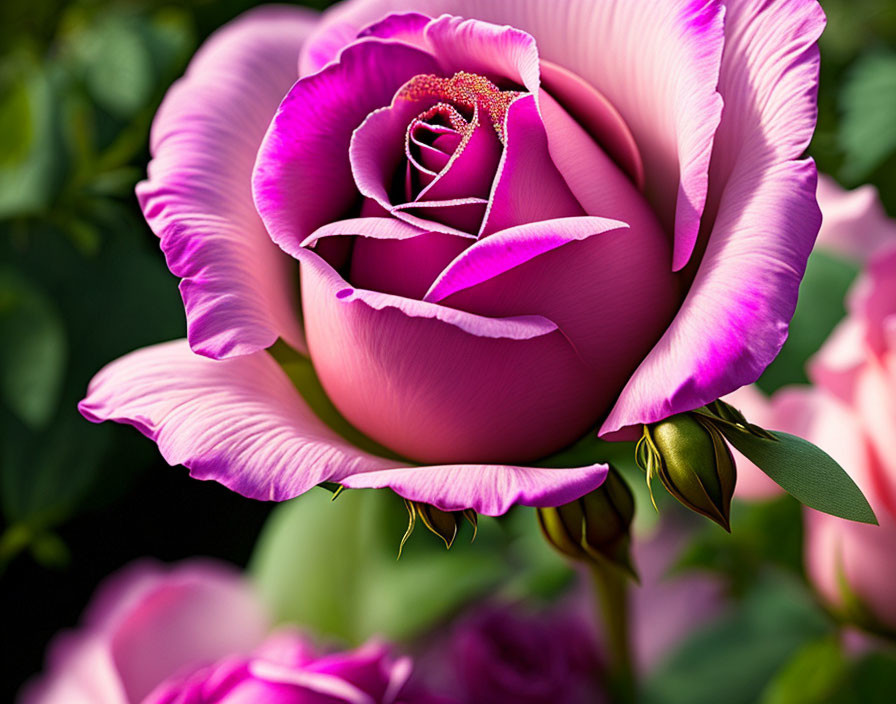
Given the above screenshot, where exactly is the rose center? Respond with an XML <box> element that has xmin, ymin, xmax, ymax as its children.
<box><xmin>398</xmin><ymin>71</ymin><xmax>522</xmax><ymax>144</ymax></box>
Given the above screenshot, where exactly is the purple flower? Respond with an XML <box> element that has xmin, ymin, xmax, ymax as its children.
<box><xmin>21</xmin><ymin>560</ymin><xmax>446</xmax><ymax>704</ymax></box>
<box><xmin>80</xmin><ymin>1</ymin><xmax>825</xmax><ymax>514</ymax></box>
<box><xmin>433</xmin><ymin>605</ymin><xmax>606</xmax><ymax>704</ymax></box>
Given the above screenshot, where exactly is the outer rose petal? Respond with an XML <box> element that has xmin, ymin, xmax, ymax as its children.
<box><xmin>136</xmin><ymin>7</ymin><xmax>317</xmax><ymax>358</ymax></box>
<box><xmin>340</xmin><ymin>464</ymin><xmax>608</xmax><ymax>515</ymax></box>
<box><xmin>301</xmin><ymin>0</ymin><xmax>726</xmax><ymax>269</ymax></box>
<box><xmin>602</xmin><ymin>0</ymin><xmax>825</xmax><ymax>433</ymax></box>
<box><xmin>78</xmin><ymin>340</ymin><xmax>606</xmax><ymax>515</ymax></box>
<box><xmin>253</xmin><ymin>39</ymin><xmax>441</xmax><ymax>257</ymax></box>
<box><xmin>298</xmin><ymin>248</ymin><xmax>607</xmax><ymax>468</ymax></box>
<box><xmin>22</xmin><ymin>561</ymin><xmax>269</xmax><ymax>704</ymax></box>
<box><xmin>78</xmin><ymin>340</ymin><xmax>395</xmax><ymax>501</ymax></box>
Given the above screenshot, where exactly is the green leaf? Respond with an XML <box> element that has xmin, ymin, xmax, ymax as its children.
<box><xmin>249</xmin><ymin>488</ymin><xmax>507</xmax><ymax>644</ymax></box>
<box><xmin>759</xmin><ymin>637</ymin><xmax>848</xmax><ymax>704</ymax></box>
<box><xmin>0</xmin><ymin>55</ymin><xmax>62</xmax><ymax>218</ymax></box>
<box><xmin>0</xmin><ymin>268</ymin><xmax>67</xmax><ymax>428</ymax></box>
<box><xmin>719</xmin><ymin>427</ymin><xmax>876</xmax><ymax>525</ymax></box>
<box><xmin>0</xmin><ymin>68</ymin><xmax>33</xmax><ymax>166</ymax></box>
<box><xmin>643</xmin><ymin>573</ymin><xmax>832</xmax><ymax>704</ymax></box>
<box><xmin>839</xmin><ymin>49</ymin><xmax>896</xmax><ymax>183</ymax></box>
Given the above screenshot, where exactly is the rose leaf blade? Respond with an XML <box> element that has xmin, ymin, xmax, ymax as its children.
<box><xmin>718</xmin><ymin>428</ymin><xmax>876</xmax><ymax>525</ymax></box>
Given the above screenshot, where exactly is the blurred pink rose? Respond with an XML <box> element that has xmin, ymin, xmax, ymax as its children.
<box><xmin>81</xmin><ymin>0</ymin><xmax>825</xmax><ymax>516</ymax></box>
<box><xmin>804</xmin><ymin>244</ymin><xmax>896</xmax><ymax>630</ymax></box>
<box><xmin>814</xmin><ymin>175</ymin><xmax>896</xmax><ymax>263</ymax></box>
<box><xmin>733</xmin><ymin>244</ymin><xmax>896</xmax><ymax>630</ymax></box>
<box><xmin>21</xmin><ymin>560</ymin><xmax>446</xmax><ymax>704</ymax></box>
<box><xmin>725</xmin><ymin>174</ymin><xmax>896</xmax><ymax>501</ymax></box>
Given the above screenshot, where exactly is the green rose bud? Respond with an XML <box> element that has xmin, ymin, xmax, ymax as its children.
<box><xmin>639</xmin><ymin>413</ymin><xmax>737</xmax><ymax>531</ymax></box>
<box><xmin>537</xmin><ymin>467</ymin><xmax>637</xmax><ymax>579</ymax></box>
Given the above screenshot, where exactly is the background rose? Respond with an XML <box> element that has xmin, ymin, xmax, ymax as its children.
<box><xmin>443</xmin><ymin>605</ymin><xmax>606</xmax><ymax>704</ymax></box>
<box><xmin>804</xmin><ymin>243</ymin><xmax>896</xmax><ymax>631</ymax></box>
<box><xmin>77</xmin><ymin>0</ymin><xmax>826</xmax><ymax>517</ymax></box>
<box><xmin>22</xmin><ymin>559</ymin><xmax>447</xmax><ymax>704</ymax></box>
<box><xmin>722</xmin><ymin>232</ymin><xmax>896</xmax><ymax>630</ymax></box>
<box><xmin>726</xmin><ymin>174</ymin><xmax>896</xmax><ymax>501</ymax></box>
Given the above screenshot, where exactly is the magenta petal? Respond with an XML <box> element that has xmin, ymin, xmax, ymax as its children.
<box><xmin>351</xmin><ymin>232</ymin><xmax>471</xmax><ymax>300</ymax></box>
<box><xmin>303</xmin><ymin>0</ymin><xmax>725</xmax><ymax>269</ymax></box>
<box><xmin>301</xmin><ymin>217</ymin><xmax>431</xmax><ymax>249</ymax></box>
<box><xmin>540</xmin><ymin>59</ymin><xmax>643</xmax><ymax>189</ymax></box>
<box><xmin>601</xmin><ymin>0</ymin><xmax>825</xmax><ymax>433</ymax></box>
<box><xmin>298</xmin><ymin>248</ymin><xmax>606</xmax><ymax>465</ymax></box>
<box><xmin>340</xmin><ymin>463</ymin><xmax>609</xmax><ymax>515</ymax></box>
<box><xmin>358</xmin><ymin>11</ymin><xmax>432</xmax><ymax>43</ymax></box>
<box><xmin>78</xmin><ymin>340</ymin><xmax>395</xmax><ymax>501</ymax></box>
<box><xmin>424</xmin><ymin>216</ymin><xmax>627</xmax><ymax>302</ymax></box>
<box><xmin>416</xmin><ymin>120</ymin><xmax>502</xmax><ymax>203</ymax></box>
<box><xmin>603</xmin><ymin>159</ymin><xmax>820</xmax><ymax>434</ymax></box>
<box><xmin>22</xmin><ymin>560</ymin><xmax>269</xmax><ymax>704</ymax></box>
<box><xmin>355</xmin><ymin>12</ymin><xmax>541</xmax><ymax>94</ymax></box>
<box><xmin>136</xmin><ymin>7</ymin><xmax>317</xmax><ymax>358</ymax></box>
<box><xmin>78</xmin><ymin>339</ymin><xmax>605</xmax><ymax>515</ymax></box>
<box><xmin>538</xmin><ymin>89</ymin><xmax>667</xmax><ymax>253</ymax></box>
<box><xmin>422</xmin><ymin>14</ymin><xmax>541</xmax><ymax>94</ymax></box>
<box><xmin>480</xmin><ymin>94</ymin><xmax>584</xmax><ymax>235</ymax></box>
<box><xmin>253</xmin><ymin>39</ymin><xmax>441</xmax><ymax>255</ymax></box>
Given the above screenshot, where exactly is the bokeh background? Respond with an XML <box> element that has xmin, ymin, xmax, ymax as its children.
<box><xmin>2</xmin><ymin>0</ymin><xmax>896</xmax><ymax>701</ymax></box>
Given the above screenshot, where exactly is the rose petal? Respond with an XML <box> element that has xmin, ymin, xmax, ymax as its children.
<box><xmin>22</xmin><ymin>561</ymin><xmax>269</xmax><ymax>704</ymax></box>
<box><xmin>253</xmin><ymin>38</ymin><xmax>441</xmax><ymax>255</ymax></box>
<box><xmin>537</xmin><ymin>89</ymin><xmax>666</xmax><ymax>255</ymax></box>
<box><xmin>136</xmin><ymin>7</ymin><xmax>317</xmax><ymax>358</ymax></box>
<box><xmin>424</xmin><ymin>216</ymin><xmax>627</xmax><ymax>302</ymax></box>
<box><xmin>341</xmin><ymin>463</ymin><xmax>609</xmax><ymax>515</ymax></box>
<box><xmin>298</xmin><ymin>248</ymin><xmax>606</xmax><ymax>465</ymax></box>
<box><xmin>303</xmin><ymin>0</ymin><xmax>726</xmax><ymax>269</ymax></box>
<box><xmin>480</xmin><ymin>94</ymin><xmax>584</xmax><ymax>235</ymax></box>
<box><xmin>602</xmin><ymin>0</ymin><xmax>825</xmax><ymax>433</ymax></box>
<box><xmin>79</xmin><ymin>340</ymin><xmax>605</xmax><ymax>515</ymax></box>
<box><xmin>539</xmin><ymin>60</ymin><xmax>644</xmax><ymax>189</ymax></box>
<box><xmin>815</xmin><ymin>175</ymin><xmax>896</xmax><ymax>262</ymax></box>
<box><xmin>78</xmin><ymin>340</ymin><xmax>395</xmax><ymax>501</ymax></box>
<box><xmin>351</xmin><ymin>232</ymin><xmax>471</xmax><ymax>300</ymax></box>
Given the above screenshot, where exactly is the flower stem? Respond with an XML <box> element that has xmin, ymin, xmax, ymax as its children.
<box><xmin>590</xmin><ymin>560</ymin><xmax>636</xmax><ymax>703</ymax></box>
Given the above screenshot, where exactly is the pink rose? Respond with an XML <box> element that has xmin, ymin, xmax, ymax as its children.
<box><xmin>21</xmin><ymin>560</ymin><xmax>446</xmax><ymax>704</ymax></box>
<box><xmin>80</xmin><ymin>1</ymin><xmax>824</xmax><ymax>515</ymax></box>
<box><xmin>761</xmin><ymin>387</ymin><xmax>896</xmax><ymax>632</ymax></box>
<box><xmin>814</xmin><ymin>174</ymin><xmax>896</xmax><ymax>263</ymax></box>
<box><xmin>734</xmin><ymin>244</ymin><xmax>896</xmax><ymax>629</ymax></box>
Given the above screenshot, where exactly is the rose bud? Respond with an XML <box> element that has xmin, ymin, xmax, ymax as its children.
<box><xmin>640</xmin><ymin>414</ymin><xmax>737</xmax><ymax>530</ymax></box>
<box><xmin>537</xmin><ymin>467</ymin><xmax>637</xmax><ymax>578</ymax></box>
